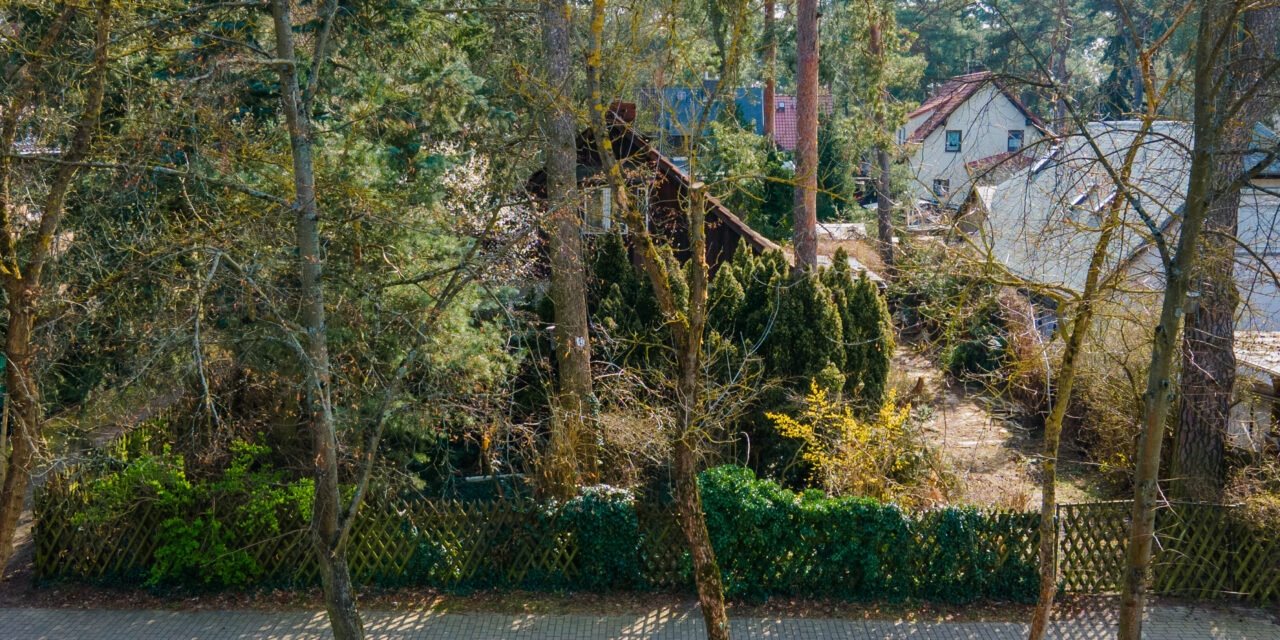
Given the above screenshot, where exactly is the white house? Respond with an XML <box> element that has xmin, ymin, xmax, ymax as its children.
<box><xmin>964</xmin><ymin>120</ymin><xmax>1280</xmax><ymax>450</ymax></box>
<box><xmin>898</xmin><ymin>71</ymin><xmax>1048</xmax><ymax>209</ymax></box>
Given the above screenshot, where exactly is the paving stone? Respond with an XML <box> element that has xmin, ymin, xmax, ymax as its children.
<box><xmin>0</xmin><ymin>605</ymin><xmax>1276</xmax><ymax>639</ymax></box>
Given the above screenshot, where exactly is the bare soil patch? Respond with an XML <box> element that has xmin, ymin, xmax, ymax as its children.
<box><xmin>892</xmin><ymin>343</ymin><xmax>1094</xmax><ymax>509</ymax></box>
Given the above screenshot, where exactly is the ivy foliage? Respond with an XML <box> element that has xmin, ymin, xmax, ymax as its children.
<box><xmin>63</xmin><ymin>440</ymin><xmax>313</xmax><ymax>589</ymax></box>
<box><xmin>699</xmin><ymin>465</ymin><xmax>1039</xmax><ymax>603</ymax></box>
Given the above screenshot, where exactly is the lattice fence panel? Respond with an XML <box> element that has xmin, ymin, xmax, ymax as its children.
<box><xmin>1149</xmin><ymin>503</ymin><xmax>1236</xmax><ymax>599</ymax></box>
<box><xmin>1058</xmin><ymin>501</ymin><xmax>1130</xmax><ymax>593</ymax></box>
<box><xmin>1234</xmin><ymin>528</ymin><xmax>1280</xmax><ymax>603</ymax></box>
<box><xmin>33</xmin><ymin>475</ymin><xmax>1280</xmax><ymax>605</ymax></box>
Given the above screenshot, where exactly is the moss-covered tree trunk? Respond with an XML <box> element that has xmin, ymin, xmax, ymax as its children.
<box><xmin>1026</xmin><ymin>144</ymin><xmax>1142</xmax><ymax>639</ymax></box>
<box><xmin>1117</xmin><ymin>3</ymin><xmax>1228</xmax><ymax>635</ymax></box>
<box><xmin>0</xmin><ymin>0</ymin><xmax>110</xmax><ymax>575</ymax></box>
<box><xmin>1119</xmin><ymin>4</ymin><xmax>1279</xmax><ymax>636</ymax></box>
<box><xmin>586</xmin><ymin>4</ymin><xmax>734</xmax><ymax>634</ymax></box>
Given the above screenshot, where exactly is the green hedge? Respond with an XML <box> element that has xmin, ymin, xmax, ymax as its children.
<box><xmin>699</xmin><ymin>466</ymin><xmax>1039</xmax><ymax>603</ymax></box>
<box><xmin>39</xmin><ymin>459</ymin><xmax>1035</xmax><ymax>601</ymax></box>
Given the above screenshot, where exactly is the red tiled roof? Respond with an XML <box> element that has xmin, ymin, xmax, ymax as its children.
<box><xmin>771</xmin><ymin>93</ymin><xmax>834</xmax><ymax>151</ymax></box>
<box><xmin>906</xmin><ymin>71</ymin><xmax>1046</xmax><ymax>144</ymax></box>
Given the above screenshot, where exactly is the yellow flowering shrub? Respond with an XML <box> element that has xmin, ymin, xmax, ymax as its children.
<box><xmin>769</xmin><ymin>382</ymin><xmax>924</xmax><ymax>502</ymax></box>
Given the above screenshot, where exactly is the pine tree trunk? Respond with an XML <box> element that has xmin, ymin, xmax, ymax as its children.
<box><xmin>763</xmin><ymin>0</ymin><xmax>776</xmax><ymax>142</ymax></box>
<box><xmin>1117</xmin><ymin>5</ymin><xmax>1231</xmax><ymax>636</ymax></box>
<box><xmin>271</xmin><ymin>3</ymin><xmax>364</xmax><ymax>638</ymax></box>
<box><xmin>1173</xmin><ymin>5</ymin><xmax>1277</xmax><ymax>503</ymax></box>
<box><xmin>542</xmin><ymin>0</ymin><xmax>591</xmax><ymax>495</ymax></box>
<box><xmin>876</xmin><ymin>150</ymin><xmax>893</xmax><ymax>265</ymax></box>
<box><xmin>792</xmin><ymin>0</ymin><xmax>819</xmax><ymax>271</ymax></box>
<box><xmin>869</xmin><ymin>19</ymin><xmax>893</xmax><ymax>267</ymax></box>
<box><xmin>1051</xmin><ymin>0</ymin><xmax>1072</xmax><ymax>131</ymax></box>
<box><xmin>1173</xmin><ymin>187</ymin><xmax>1238</xmax><ymax>502</ymax></box>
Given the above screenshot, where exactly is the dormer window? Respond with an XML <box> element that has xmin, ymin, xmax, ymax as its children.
<box><xmin>945</xmin><ymin>130</ymin><xmax>962</xmax><ymax>152</ymax></box>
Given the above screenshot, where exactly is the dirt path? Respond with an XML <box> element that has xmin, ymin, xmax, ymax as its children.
<box><xmin>893</xmin><ymin>344</ymin><xmax>1090</xmax><ymax>509</ymax></box>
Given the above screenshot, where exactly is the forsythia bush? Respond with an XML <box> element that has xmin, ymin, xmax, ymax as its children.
<box><xmin>769</xmin><ymin>383</ymin><xmax>921</xmax><ymax>502</ymax></box>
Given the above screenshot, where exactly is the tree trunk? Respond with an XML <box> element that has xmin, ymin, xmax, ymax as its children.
<box><xmin>542</xmin><ymin>0</ymin><xmax>591</xmax><ymax>495</ymax></box>
<box><xmin>673</xmin><ymin>437</ymin><xmax>730</xmax><ymax>640</ymax></box>
<box><xmin>1173</xmin><ymin>5</ymin><xmax>1277</xmax><ymax>503</ymax></box>
<box><xmin>318</xmin><ymin>549</ymin><xmax>364</xmax><ymax>640</ymax></box>
<box><xmin>590</xmin><ymin>16</ymin><xmax>733</xmax><ymax>638</ymax></box>
<box><xmin>792</xmin><ymin>0</ymin><xmax>819</xmax><ymax>271</ymax></box>
<box><xmin>0</xmin><ymin>0</ymin><xmax>110</xmax><ymax>575</ymax></box>
<box><xmin>0</xmin><ymin>306</ymin><xmax>36</xmax><ymax>573</ymax></box>
<box><xmin>1117</xmin><ymin>4</ymin><xmax>1236</xmax><ymax>636</ymax></box>
<box><xmin>1173</xmin><ymin>186</ymin><xmax>1238</xmax><ymax>502</ymax></box>
<box><xmin>674</xmin><ymin>182</ymin><xmax>731</xmax><ymax>640</ymax></box>
<box><xmin>1051</xmin><ymin>0</ymin><xmax>1072</xmax><ymax>131</ymax></box>
<box><xmin>1027</xmin><ymin>143</ymin><xmax>1144</xmax><ymax>637</ymax></box>
<box><xmin>763</xmin><ymin>0</ymin><xmax>776</xmax><ymax>142</ymax></box>
<box><xmin>869</xmin><ymin>19</ymin><xmax>893</xmax><ymax>267</ymax></box>
<box><xmin>271</xmin><ymin>2</ymin><xmax>364</xmax><ymax>638</ymax></box>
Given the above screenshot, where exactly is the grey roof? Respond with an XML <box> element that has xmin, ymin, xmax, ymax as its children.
<box><xmin>1237</xmin><ymin>331</ymin><xmax>1280</xmax><ymax>378</ymax></box>
<box><xmin>1246</xmin><ymin>123</ymin><xmax>1280</xmax><ymax>177</ymax></box>
<box><xmin>978</xmin><ymin>120</ymin><xmax>1191</xmax><ymax>293</ymax></box>
<box><xmin>976</xmin><ymin>120</ymin><xmax>1280</xmax><ymax>332</ymax></box>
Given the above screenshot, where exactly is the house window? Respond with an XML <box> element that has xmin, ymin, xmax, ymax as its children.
<box><xmin>933</xmin><ymin>178</ymin><xmax>950</xmax><ymax>198</ymax></box>
<box><xmin>1008</xmin><ymin>130</ymin><xmax>1024</xmax><ymax>152</ymax></box>
<box><xmin>945</xmin><ymin>130</ymin><xmax>962</xmax><ymax>152</ymax></box>
<box><xmin>583</xmin><ymin>187</ymin><xmax>612</xmax><ymax>232</ymax></box>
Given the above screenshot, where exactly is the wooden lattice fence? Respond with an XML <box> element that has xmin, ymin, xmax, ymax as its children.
<box><xmin>1057</xmin><ymin>501</ymin><xmax>1280</xmax><ymax>603</ymax></box>
<box><xmin>33</xmin><ymin>477</ymin><xmax>1279</xmax><ymax>603</ymax></box>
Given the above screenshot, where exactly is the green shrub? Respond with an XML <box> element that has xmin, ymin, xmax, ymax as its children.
<box><xmin>148</xmin><ymin>442</ymin><xmax>313</xmax><ymax>587</ymax></box>
<box><xmin>698</xmin><ymin>465</ymin><xmax>1038</xmax><ymax>603</ymax></box>
<box><xmin>54</xmin><ymin>441</ymin><xmax>313</xmax><ymax>589</ymax></box>
<box><xmin>559</xmin><ymin>486</ymin><xmax>644</xmax><ymax>590</ymax></box>
<box><xmin>823</xmin><ymin>248</ymin><xmax>894</xmax><ymax>407</ymax></box>
<box><xmin>592</xmin><ymin>242</ymin><xmax>894</xmax><ymax>410</ymax></box>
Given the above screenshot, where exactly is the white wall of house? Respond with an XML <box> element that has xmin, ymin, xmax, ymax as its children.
<box><xmin>899</xmin><ymin>84</ymin><xmax>1043</xmax><ymax>207</ymax></box>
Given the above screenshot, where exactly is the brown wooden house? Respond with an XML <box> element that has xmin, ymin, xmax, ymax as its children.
<box><xmin>527</xmin><ymin>104</ymin><xmax>778</xmax><ymax>270</ymax></box>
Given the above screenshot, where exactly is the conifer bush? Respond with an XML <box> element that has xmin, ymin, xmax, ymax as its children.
<box><xmin>588</xmin><ymin>235</ymin><xmax>893</xmax><ymax>412</ymax></box>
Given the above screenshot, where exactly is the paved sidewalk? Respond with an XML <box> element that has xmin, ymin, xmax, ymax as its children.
<box><xmin>0</xmin><ymin>605</ymin><xmax>1276</xmax><ymax>639</ymax></box>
